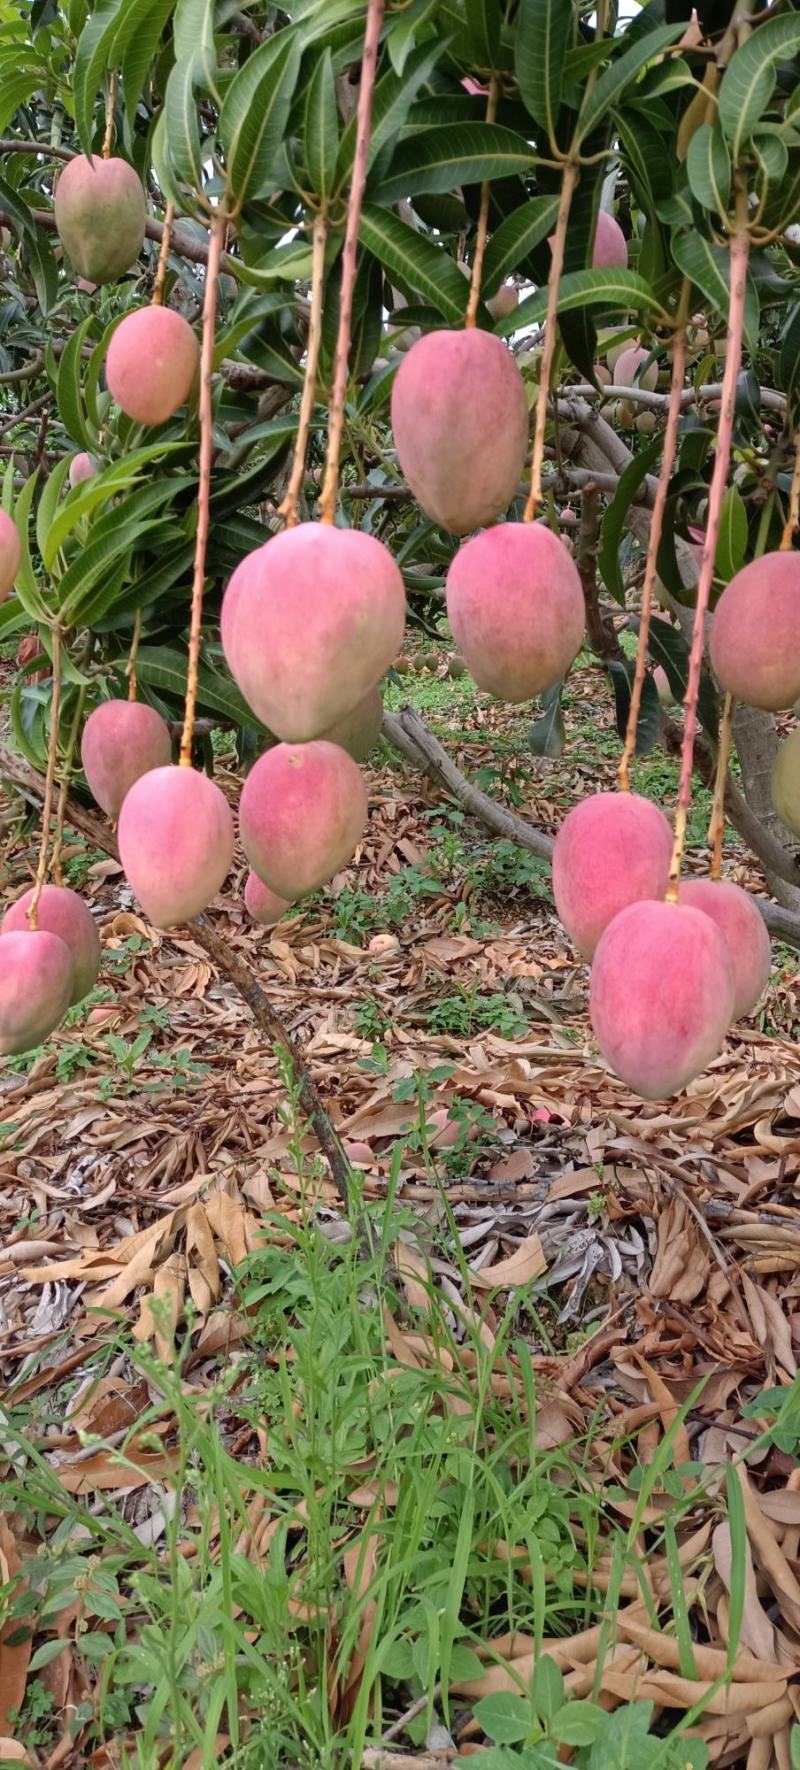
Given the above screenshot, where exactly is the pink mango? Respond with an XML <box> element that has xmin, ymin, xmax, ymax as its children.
<box><xmin>239</xmin><ymin>741</ymin><xmax>367</xmax><ymax>899</ymax></box>
<box><xmin>445</xmin><ymin>521</ymin><xmax>584</xmax><ymax>702</ymax></box>
<box><xmin>118</xmin><ymin>765</ymin><xmax>234</xmax><ymax>927</ymax></box>
<box><xmin>590</xmin><ymin>900</ymin><xmax>735</xmax><ymax>1098</ymax></box>
<box><xmin>81</xmin><ymin>700</ymin><xmax>172</xmax><ymax>817</ymax></box>
<box><xmin>552</xmin><ymin>791</ymin><xmax>674</xmax><ymax>959</ymax></box>
<box><xmin>2</xmin><ymin>884</ymin><xmax>100</xmax><ymax>1005</ymax></box>
<box><xmin>391</xmin><ymin>329</ymin><xmax>529</xmax><ymax>535</ymax></box>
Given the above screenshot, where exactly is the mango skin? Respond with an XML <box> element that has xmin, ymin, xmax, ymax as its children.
<box><xmin>118</xmin><ymin>766</ymin><xmax>235</xmax><ymax>928</ymax></box>
<box><xmin>319</xmin><ymin>685</ymin><xmax>384</xmax><ymax>761</ymax></box>
<box><xmin>244</xmin><ymin>873</ymin><xmax>292</xmax><ymax>926</ymax></box>
<box><xmin>592</xmin><ymin>210</ymin><xmax>628</xmax><ymax>269</ymax></box>
<box><xmin>0</xmin><ymin>509</ymin><xmax>21</xmax><ymax>603</ymax></box>
<box><xmin>552</xmin><ymin>791</ymin><xmax>674</xmax><ymax>959</ymax></box>
<box><xmin>0</xmin><ymin>929</ymin><xmax>73</xmax><ymax>1054</ymax></box>
<box><xmin>54</xmin><ymin>155</ymin><xmax>146</xmax><ymax>285</ymax></box>
<box><xmin>2</xmin><ymin>885</ymin><xmax>100</xmax><ymax>1006</ymax></box>
<box><xmin>106</xmin><ymin>307</ymin><xmax>199</xmax><ymax>426</ymax></box>
<box><xmin>677</xmin><ymin>877</ymin><xmax>770</xmax><ymax>1021</ymax></box>
<box><xmin>81</xmin><ymin>700</ymin><xmax>173</xmax><ymax>818</ymax></box>
<box><xmin>445</xmin><ymin>521</ymin><xmax>584</xmax><ymax>703</ymax></box>
<box><xmin>222</xmin><ymin>523</ymin><xmax>405</xmax><ymax>743</ymax></box>
<box><xmin>69</xmin><ymin>452</ymin><xmax>97</xmax><ymax>486</ymax></box>
<box><xmin>614</xmin><ymin>345</ymin><xmax>658</xmax><ymax>391</ymax></box>
<box><xmin>391</xmin><ymin>329</ymin><xmax>529</xmax><ymax>536</ymax></box>
<box><xmin>239</xmin><ymin>741</ymin><xmax>368</xmax><ymax>900</ymax></box>
<box><xmin>709</xmin><ymin>552</ymin><xmax>800</xmax><ymax>712</ymax></box>
<box><xmin>590</xmin><ymin>900</ymin><xmax>735</xmax><ymax>1099</ymax></box>
<box><xmin>772</xmin><ymin>727</ymin><xmax>800</xmax><ymax>837</ymax></box>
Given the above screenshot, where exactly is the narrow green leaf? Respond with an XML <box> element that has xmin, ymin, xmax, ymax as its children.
<box><xmin>132</xmin><ymin>644</ymin><xmax>269</xmax><ymax>729</ymax></box>
<box><xmin>0</xmin><ymin>174</ymin><xmax>34</xmax><ymax>238</ymax></box>
<box><xmin>120</xmin><ymin>0</ymin><xmax>175</xmax><ymax>121</ymax></box>
<box><xmin>718</xmin><ymin>14</ymin><xmax>800</xmax><ymax>161</ymax></box>
<box><xmin>481</xmin><ymin>193</ymin><xmax>560</xmax><ymax>293</ymax></box>
<box><xmin>671</xmin><ymin>231</ymin><xmax>760</xmax><ymax>352</ymax></box>
<box><xmin>463</xmin><ymin>0</ymin><xmax>500</xmax><ymax>69</ymax></box>
<box><xmin>498</xmin><ymin>268</ymin><xmax>668</xmax><ymax>337</ymax></box>
<box><xmin>386</xmin><ymin>0</ymin><xmax>437</xmax><ymax>78</ymax></box>
<box><xmin>221</xmin><ymin>29</ymin><xmax>303</xmax><ymax>208</ymax></box>
<box><xmin>575</xmin><ymin>21</ymin><xmax>685</xmax><ymax>146</ymax></box>
<box><xmin>515</xmin><ymin>0</ymin><xmax>573</xmax><ymax>144</ymax></box>
<box><xmin>686</xmin><ymin>120</ymin><xmax>731</xmax><ymax>219</ymax></box>
<box><xmin>714</xmin><ymin>484</ymin><xmax>747</xmax><ymax>584</ymax></box>
<box><xmin>163</xmin><ymin>51</ymin><xmax>204</xmax><ymax>197</ymax></box>
<box><xmin>359</xmin><ymin>206</ymin><xmax>467</xmax><ymax>323</ymax></box>
<box><xmin>608</xmin><ymin>659</ymin><xmax>661</xmax><ymax>756</ymax></box>
<box><xmin>73</xmin><ymin>0</ymin><xmax>127</xmax><ymax>156</ymax></box>
<box><xmin>305</xmin><ymin>48</ymin><xmax>338</xmax><ymax>202</ymax></box>
<box><xmin>599</xmin><ymin>432</ymin><xmax>663</xmax><ymax>605</ymax></box>
<box><xmin>173</xmin><ymin>0</ymin><xmax>218</xmax><ymax>88</ymax></box>
<box><xmin>56</xmin><ymin>315</ymin><xmax>99</xmax><ymax>453</ymax></box>
<box><xmin>25</xmin><ymin>229</ymin><xmax>58</xmax><ymax>317</ymax></box>
<box><xmin>753</xmin><ymin>130</ymin><xmax>789</xmax><ymax>188</ymax></box>
<box><xmin>36</xmin><ymin>458</ymin><xmax>72</xmax><ymax>563</ymax></box>
<box><xmin>370</xmin><ymin>122</ymin><xmax>534</xmax><ymax>206</ymax></box>
<box><xmin>528</xmin><ymin>682</ymin><xmax>565</xmax><ymax>757</ymax></box>
<box><xmin>11</xmin><ymin>468</ymin><xmax>49</xmax><ymax>622</ymax></box>
<box><xmin>778</xmin><ymin>300</ymin><xmax>800</xmax><ymax>407</ymax></box>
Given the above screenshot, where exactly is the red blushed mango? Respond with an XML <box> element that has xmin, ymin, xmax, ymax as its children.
<box><xmin>0</xmin><ymin>929</ymin><xmax>73</xmax><ymax>1054</ymax></box>
<box><xmin>221</xmin><ymin>523</ymin><xmax>405</xmax><ymax>742</ymax></box>
<box><xmin>69</xmin><ymin>452</ymin><xmax>97</xmax><ymax>486</ymax></box>
<box><xmin>445</xmin><ymin>522</ymin><xmax>584</xmax><ymax>702</ymax></box>
<box><xmin>106</xmin><ymin>307</ymin><xmax>199</xmax><ymax>426</ymax></box>
<box><xmin>590</xmin><ymin>900</ymin><xmax>735</xmax><ymax>1099</ymax></box>
<box><xmin>81</xmin><ymin>700</ymin><xmax>172</xmax><ymax>818</ymax></box>
<box><xmin>391</xmin><ymin>329</ymin><xmax>529</xmax><ymax>535</ymax></box>
<box><xmin>319</xmin><ymin>684</ymin><xmax>384</xmax><ymax>761</ymax></box>
<box><xmin>653</xmin><ymin>664</ymin><xmax>674</xmax><ymax>706</ymax></box>
<box><xmin>592</xmin><ymin>210</ymin><xmax>628</xmax><ymax>269</ymax></box>
<box><xmin>239</xmin><ymin>741</ymin><xmax>367</xmax><ymax>900</ymax></box>
<box><xmin>244</xmin><ymin>872</ymin><xmax>292</xmax><ymax>927</ymax></box>
<box><xmin>552</xmin><ymin>791</ymin><xmax>674</xmax><ymax>959</ymax></box>
<box><xmin>614</xmin><ymin>345</ymin><xmax>658</xmax><ymax>391</ymax></box>
<box><xmin>709</xmin><ymin>552</ymin><xmax>800</xmax><ymax>711</ymax></box>
<box><xmin>772</xmin><ymin>727</ymin><xmax>800</xmax><ymax>837</ymax></box>
<box><xmin>677</xmin><ymin>877</ymin><xmax>770</xmax><ymax>1020</ymax></box>
<box><xmin>2</xmin><ymin>885</ymin><xmax>100</xmax><ymax>1006</ymax></box>
<box><xmin>118</xmin><ymin>766</ymin><xmax>234</xmax><ymax>927</ymax></box>
<box><xmin>54</xmin><ymin>155</ymin><xmax>146</xmax><ymax>285</ymax></box>
<box><xmin>0</xmin><ymin>508</ymin><xmax>21</xmax><ymax>603</ymax></box>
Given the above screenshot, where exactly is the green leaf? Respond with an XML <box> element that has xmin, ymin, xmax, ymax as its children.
<box><xmin>25</xmin><ymin>229</ymin><xmax>58</xmax><ymax>317</ymax></box>
<box><xmin>515</xmin><ymin>0</ymin><xmax>573</xmax><ymax>145</ymax></box>
<box><xmin>73</xmin><ymin>0</ymin><xmax>127</xmax><ymax>156</ymax></box>
<box><xmin>132</xmin><ymin>644</ymin><xmax>269</xmax><ymax>729</ymax></box>
<box><xmin>671</xmin><ymin>231</ymin><xmax>760</xmax><ymax>353</ymax></box>
<box><xmin>718</xmin><ymin>13</ymin><xmax>800</xmax><ymax>162</ymax></box>
<box><xmin>370</xmin><ymin>122</ymin><xmax>534</xmax><ymax>206</ymax></box>
<box><xmin>528</xmin><ymin>681</ymin><xmax>565</xmax><ymax>757</ymax></box>
<box><xmin>463</xmin><ymin>0</ymin><xmax>501</xmax><ymax>69</ymax></box>
<box><xmin>473</xmin><ymin>1693</ymin><xmax>531</xmax><ymax>1747</ymax></box>
<box><xmin>608</xmin><ymin>659</ymin><xmax>661</xmax><ymax>758</ymax></box>
<box><xmin>359</xmin><ymin>206</ymin><xmax>467</xmax><ymax>323</ymax></box>
<box><xmin>162</xmin><ymin>51</ymin><xmax>205</xmax><ymax>197</ymax></box>
<box><xmin>43</xmin><ymin>444</ymin><xmax>188</xmax><ymax>567</ymax></box>
<box><xmin>753</xmin><ymin>130</ymin><xmax>789</xmax><ymax>188</ymax></box>
<box><xmin>221</xmin><ymin>29</ymin><xmax>303</xmax><ymax>209</ymax></box>
<box><xmin>56</xmin><ymin>315</ymin><xmax>99</xmax><ymax>453</ymax></box>
<box><xmin>36</xmin><ymin>457</ymin><xmax>72</xmax><ymax>562</ymax></box>
<box><xmin>338</xmin><ymin>40</ymin><xmax>444</xmax><ymax>181</ymax></box>
<box><xmin>778</xmin><ymin>300</ymin><xmax>800</xmax><ymax>408</ymax></box>
<box><xmin>550</xmin><ymin>1701</ymin><xmax>604</xmax><ymax>1748</ymax></box>
<box><xmin>531</xmin><ymin>1652</ymin><xmax>564</xmax><ymax>1723</ymax></box>
<box><xmin>0</xmin><ymin>173</ymin><xmax>34</xmax><ymax>238</ymax></box>
<box><xmin>173</xmin><ymin>0</ymin><xmax>217</xmax><ymax>87</ymax></box>
<box><xmin>714</xmin><ymin>484</ymin><xmax>747</xmax><ymax>584</ymax></box>
<box><xmin>305</xmin><ymin>47</ymin><xmax>338</xmax><ymax>202</ymax></box>
<box><xmin>11</xmin><ymin>468</ymin><xmax>49</xmax><ymax>623</ymax></box>
<box><xmin>599</xmin><ymin>432</ymin><xmax>663</xmax><ymax>605</ymax></box>
<box><xmin>646</xmin><ymin>616</ymin><xmax>719</xmax><ymax>741</ymax></box>
<box><xmin>499</xmin><ymin>268</ymin><xmax>668</xmax><ymax>337</ymax></box>
<box><xmin>481</xmin><ymin>193</ymin><xmax>560</xmax><ymax>294</ymax></box>
<box><xmin>120</xmin><ymin>0</ymin><xmax>175</xmax><ymax>121</ymax></box>
<box><xmin>387</xmin><ymin>0</ymin><xmax>437</xmax><ymax>78</ymax></box>
<box><xmin>686</xmin><ymin>120</ymin><xmax>731</xmax><ymax>219</ymax></box>
<box><xmin>575</xmin><ymin>20</ymin><xmax>685</xmax><ymax>146</ymax></box>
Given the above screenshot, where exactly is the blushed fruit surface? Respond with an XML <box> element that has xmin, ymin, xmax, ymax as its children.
<box><xmin>118</xmin><ymin>766</ymin><xmax>234</xmax><ymax>927</ymax></box>
<box><xmin>709</xmin><ymin>552</ymin><xmax>800</xmax><ymax>711</ymax></box>
<box><xmin>590</xmin><ymin>900</ymin><xmax>735</xmax><ymax>1099</ymax></box>
<box><xmin>239</xmin><ymin>741</ymin><xmax>367</xmax><ymax>900</ymax></box>
<box><xmin>2</xmin><ymin>885</ymin><xmax>100</xmax><ymax>1006</ymax></box>
<box><xmin>319</xmin><ymin>685</ymin><xmax>383</xmax><ymax>761</ymax></box>
<box><xmin>54</xmin><ymin>156</ymin><xmax>146</xmax><ymax>285</ymax></box>
<box><xmin>445</xmin><ymin>522</ymin><xmax>584</xmax><ymax>702</ymax></box>
<box><xmin>69</xmin><ymin>452</ymin><xmax>97</xmax><ymax>486</ymax></box>
<box><xmin>677</xmin><ymin>877</ymin><xmax>770</xmax><ymax>1020</ymax></box>
<box><xmin>592</xmin><ymin>209</ymin><xmax>628</xmax><ymax>269</ymax></box>
<box><xmin>653</xmin><ymin>665</ymin><xmax>674</xmax><ymax>706</ymax></box>
<box><xmin>614</xmin><ymin>345</ymin><xmax>658</xmax><ymax>392</ymax></box>
<box><xmin>81</xmin><ymin>700</ymin><xmax>172</xmax><ymax>817</ymax></box>
<box><xmin>390</xmin><ymin>329</ymin><xmax>529</xmax><ymax>535</ymax></box>
<box><xmin>106</xmin><ymin>307</ymin><xmax>199</xmax><ymax>426</ymax></box>
<box><xmin>222</xmin><ymin>523</ymin><xmax>405</xmax><ymax>742</ymax></box>
<box><xmin>244</xmin><ymin>872</ymin><xmax>292</xmax><ymax>927</ymax></box>
<box><xmin>486</xmin><ymin>283</ymin><xmax>518</xmax><ymax>319</ymax></box>
<box><xmin>552</xmin><ymin>791</ymin><xmax>674</xmax><ymax>959</ymax></box>
<box><xmin>0</xmin><ymin>508</ymin><xmax>20</xmax><ymax>603</ymax></box>
<box><xmin>772</xmin><ymin>727</ymin><xmax>800</xmax><ymax>837</ymax></box>
<box><xmin>0</xmin><ymin>929</ymin><xmax>73</xmax><ymax>1054</ymax></box>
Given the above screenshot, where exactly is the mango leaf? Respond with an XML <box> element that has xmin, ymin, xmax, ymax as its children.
<box><xmin>72</xmin><ymin>0</ymin><xmax>127</xmax><ymax>154</ymax></box>
<box><xmin>56</xmin><ymin>314</ymin><xmax>99</xmax><ymax>453</ymax></box>
<box><xmin>462</xmin><ymin>0</ymin><xmax>500</xmax><ymax>67</ymax></box>
<box><xmin>11</xmin><ymin>468</ymin><xmax>49</xmax><ymax>623</ymax></box>
<box><xmin>25</xmin><ymin>229</ymin><xmax>58</xmax><ymax>317</ymax></box>
<box><xmin>646</xmin><ymin>616</ymin><xmax>718</xmax><ymax>740</ymax></box>
<box><xmin>386</xmin><ymin>0</ymin><xmax>438</xmax><ymax>77</ymax></box>
<box><xmin>0</xmin><ymin>173</ymin><xmax>35</xmax><ymax>238</ymax></box>
<box><xmin>778</xmin><ymin>300</ymin><xmax>800</xmax><ymax>407</ymax></box>
<box><xmin>370</xmin><ymin>123</ymin><xmax>534</xmax><ymax>206</ymax></box>
<box><xmin>575</xmin><ymin>21</ymin><xmax>685</xmax><ymax>146</ymax></box>
<box><xmin>686</xmin><ymin>120</ymin><xmax>731</xmax><ymax>219</ymax></box>
<box><xmin>162</xmin><ymin>51</ymin><xmax>205</xmax><ymax>197</ymax></box>
<box><xmin>173</xmin><ymin>0</ymin><xmax>217</xmax><ymax>88</ymax></box>
<box><xmin>131</xmin><ymin>644</ymin><xmax>269</xmax><ymax>730</ymax></box>
<box><xmin>304</xmin><ymin>48</ymin><xmax>338</xmax><ymax>202</ymax></box>
<box><xmin>528</xmin><ymin>681</ymin><xmax>565</xmax><ymax>758</ymax></box>
<box><xmin>599</xmin><ymin>432</ymin><xmax>663</xmax><ymax>606</ymax></box>
<box><xmin>608</xmin><ymin>660</ymin><xmax>661</xmax><ymax>757</ymax></box>
<box><xmin>120</xmin><ymin>0</ymin><xmax>175</xmax><ymax>122</ymax></box>
<box><xmin>753</xmin><ymin>131</ymin><xmax>789</xmax><ymax>188</ymax></box>
<box><xmin>515</xmin><ymin>0</ymin><xmax>573</xmax><ymax>144</ymax></box>
<box><xmin>718</xmin><ymin>13</ymin><xmax>800</xmax><ymax>161</ymax></box>
<box><xmin>43</xmin><ymin>444</ymin><xmax>189</xmax><ymax>567</ymax></box>
<box><xmin>220</xmin><ymin>29</ymin><xmax>303</xmax><ymax>208</ymax></box>
<box><xmin>671</xmin><ymin>231</ymin><xmax>760</xmax><ymax>353</ymax></box>
<box><xmin>339</xmin><ymin>40</ymin><xmax>445</xmax><ymax>184</ymax></box>
<box><xmin>35</xmin><ymin>457</ymin><xmax>72</xmax><ymax>563</ymax></box>
<box><xmin>499</xmin><ymin>268</ymin><xmax>668</xmax><ymax>337</ymax></box>
<box><xmin>359</xmin><ymin>206</ymin><xmax>467</xmax><ymax>323</ymax></box>
<box><xmin>481</xmin><ymin>193</ymin><xmax>560</xmax><ymax>294</ymax></box>
<box><xmin>714</xmin><ymin>484</ymin><xmax>747</xmax><ymax>585</ymax></box>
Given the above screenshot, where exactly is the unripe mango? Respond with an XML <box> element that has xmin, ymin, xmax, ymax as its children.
<box><xmin>54</xmin><ymin>155</ymin><xmax>146</xmax><ymax>285</ymax></box>
<box><xmin>244</xmin><ymin>872</ymin><xmax>292</xmax><ymax>926</ymax></box>
<box><xmin>81</xmin><ymin>700</ymin><xmax>172</xmax><ymax>818</ymax></box>
<box><xmin>391</xmin><ymin>329</ymin><xmax>529</xmax><ymax>535</ymax></box>
<box><xmin>222</xmin><ymin>523</ymin><xmax>405</xmax><ymax>742</ymax></box>
<box><xmin>457</xmin><ymin>262</ymin><xmax>518</xmax><ymax>319</ymax></box>
<box><xmin>552</xmin><ymin>791</ymin><xmax>674</xmax><ymax>959</ymax></box>
<box><xmin>69</xmin><ymin>452</ymin><xmax>97</xmax><ymax>486</ymax></box>
<box><xmin>106</xmin><ymin>307</ymin><xmax>199</xmax><ymax>426</ymax></box>
<box><xmin>445</xmin><ymin>522</ymin><xmax>584</xmax><ymax>702</ymax></box>
<box><xmin>0</xmin><ymin>929</ymin><xmax>73</xmax><ymax>1054</ymax></box>
<box><xmin>319</xmin><ymin>684</ymin><xmax>383</xmax><ymax>761</ymax></box>
<box><xmin>118</xmin><ymin>766</ymin><xmax>234</xmax><ymax>927</ymax></box>
<box><xmin>772</xmin><ymin>727</ymin><xmax>800</xmax><ymax>837</ymax></box>
<box><xmin>590</xmin><ymin>900</ymin><xmax>735</xmax><ymax>1098</ymax></box>
<box><xmin>2</xmin><ymin>884</ymin><xmax>100</xmax><ymax>1006</ymax></box>
<box><xmin>677</xmin><ymin>877</ymin><xmax>770</xmax><ymax>1020</ymax></box>
<box><xmin>709</xmin><ymin>552</ymin><xmax>800</xmax><ymax>711</ymax></box>
<box><xmin>0</xmin><ymin>508</ymin><xmax>20</xmax><ymax>603</ymax></box>
<box><xmin>239</xmin><ymin>741</ymin><xmax>367</xmax><ymax>899</ymax></box>
<box><xmin>592</xmin><ymin>210</ymin><xmax>628</xmax><ymax>270</ymax></box>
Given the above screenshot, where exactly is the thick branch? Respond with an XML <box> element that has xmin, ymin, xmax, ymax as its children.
<box><xmin>0</xmin><ymin>741</ymin><xmax>352</xmax><ymax>1200</ymax></box>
